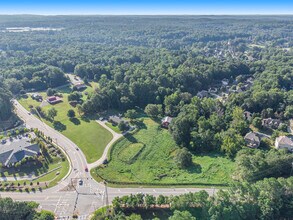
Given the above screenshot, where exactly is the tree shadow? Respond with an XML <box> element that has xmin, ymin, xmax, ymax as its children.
<box><xmin>152</xmin><ymin>117</ymin><xmax>162</xmax><ymax>124</ymax></box>
<box><xmin>80</xmin><ymin>116</ymin><xmax>90</xmax><ymax>123</ymax></box>
<box><xmin>124</xmin><ymin>133</ymin><xmax>138</xmax><ymax>143</ymax></box>
<box><xmin>53</xmin><ymin>121</ymin><xmax>67</xmax><ymax>131</ymax></box>
<box><xmin>132</xmin><ymin>120</ymin><xmax>147</xmax><ymax>130</ymax></box>
<box><xmin>186</xmin><ymin>163</ymin><xmax>202</xmax><ymax>174</ymax></box>
<box><xmin>69</xmin><ymin>118</ymin><xmax>81</xmax><ymax>125</ymax></box>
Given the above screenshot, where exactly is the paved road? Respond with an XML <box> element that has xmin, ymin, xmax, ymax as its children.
<box><xmin>0</xmin><ymin>100</ymin><xmax>217</xmax><ymax>219</ymax></box>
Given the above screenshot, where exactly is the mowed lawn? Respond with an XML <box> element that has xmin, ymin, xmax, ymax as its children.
<box><xmin>96</xmin><ymin>118</ymin><xmax>235</xmax><ymax>186</ymax></box>
<box><xmin>19</xmin><ymin>85</ymin><xmax>113</xmax><ymax>163</ymax></box>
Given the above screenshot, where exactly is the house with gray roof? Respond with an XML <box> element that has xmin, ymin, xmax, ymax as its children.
<box><xmin>0</xmin><ymin>133</ymin><xmax>40</xmax><ymax>167</ymax></box>
<box><xmin>244</xmin><ymin>132</ymin><xmax>260</xmax><ymax>148</ymax></box>
<box><xmin>108</xmin><ymin>115</ymin><xmax>128</xmax><ymax>126</ymax></box>
<box><xmin>197</xmin><ymin>90</ymin><xmax>209</xmax><ymax>99</ymax></box>
<box><xmin>262</xmin><ymin>118</ymin><xmax>282</xmax><ymax>129</ymax></box>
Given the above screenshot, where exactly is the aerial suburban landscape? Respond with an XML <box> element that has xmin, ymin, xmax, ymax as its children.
<box><xmin>0</xmin><ymin>1</ymin><xmax>293</xmax><ymax>219</ymax></box>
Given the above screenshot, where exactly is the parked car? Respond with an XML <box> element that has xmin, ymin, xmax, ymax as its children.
<box><xmin>85</xmin><ymin>167</ymin><xmax>88</xmax><ymax>172</ymax></box>
<box><xmin>79</xmin><ymin>179</ymin><xmax>83</xmax><ymax>185</ymax></box>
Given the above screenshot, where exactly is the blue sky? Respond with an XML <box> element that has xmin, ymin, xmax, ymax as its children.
<box><xmin>0</xmin><ymin>0</ymin><xmax>293</xmax><ymax>15</ymax></box>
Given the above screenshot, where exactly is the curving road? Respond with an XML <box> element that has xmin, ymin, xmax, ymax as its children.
<box><xmin>87</xmin><ymin>121</ymin><xmax>123</xmax><ymax>170</ymax></box>
<box><xmin>0</xmin><ymin>100</ymin><xmax>217</xmax><ymax>219</ymax></box>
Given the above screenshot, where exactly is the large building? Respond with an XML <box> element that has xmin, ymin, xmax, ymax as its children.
<box><xmin>0</xmin><ymin>133</ymin><xmax>40</xmax><ymax>167</ymax></box>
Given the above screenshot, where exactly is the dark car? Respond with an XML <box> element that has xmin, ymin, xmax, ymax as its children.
<box><xmin>85</xmin><ymin>167</ymin><xmax>88</xmax><ymax>172</ymax></box>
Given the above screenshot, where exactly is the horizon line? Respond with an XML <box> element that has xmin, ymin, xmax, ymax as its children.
<box><xmin>1</xmin><ymin>13</ymin><xmax>293</xmax><ymax>16</ymax></box>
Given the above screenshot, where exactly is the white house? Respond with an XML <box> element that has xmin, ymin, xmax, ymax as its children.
<box><xmin>275</xmin><ymin>136</ymin><xmax>293</xmax><ymax>152</ymax></box>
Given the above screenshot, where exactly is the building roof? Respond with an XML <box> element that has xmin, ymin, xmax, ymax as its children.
<box><xmin>262</xmin><ymin>118</ymin><xmax>281</xmax><ymax>128</ymax></box>
<box><xmin>162</xmin><ymin>116</ymin><xmax>173</xmax><ymax>124</ymax></box>
<box><xmin>244</xmin><ymin>132</ymin><xmax>259</xmax><ymax>142</ymax></box>
<box><xmin>275</xmin><ymin>136</ymin><xmax>293</xmax><ymax>148</ymax></box>
<box><xmin>244</xmin><ymin>111</ymin><xmax>252</xmax><ymax>120</ymax></box>
<box><xmin>74</xmin><ymin>82</ymin><xmax>87</xmax><ymax>89</ymax></box>
<box><xmin>109</xmin><ymin>116</ymin><xmax>124</xmax><ymax>124</ymax></box>
<box><xmin>31</xmin><ymin>93</ymin><xmax>42</xmax><ymax>98</ymax></box>
<box><xmin>244</xmin><ymin>132</ymin><xmax>260</xmax><ymax>148</ymax></box>
<box><xmin>197</xmin><ymin>90</ymin><xmax>209</xmax><ymax>98</ymax></box>
<box><xmin>0</xmin><ymin>133</ymin><xmax>40</xmax><ymax>166</ymax></box>
<box><xmin>221</xmin><ymin>79</ymin><xmax>229</xmax><ymax>85</ymax></box>
<box><xmin>47</xmin><ymin>96</ymin><xmax>62</xmax><ymax>104</ymax></box>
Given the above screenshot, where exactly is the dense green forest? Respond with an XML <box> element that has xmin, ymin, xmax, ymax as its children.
<box><xmin>1</xmin><ymin>14</ymin><xmax>292</xmax><ymax>166</ymax></box>
<box><xmin>0</xmin><ymin>15</ymin><xmax>292</xmax><ymax>116</ymax></box>
<box><xmin>0</xmin><ymin>81</ymin><xmax>12</xmax><ymax>121</ymax></box>
<box><xmin>0</xmin><ymin>198</ymin><xmax>54</xmax><ymax>220</ymax></box>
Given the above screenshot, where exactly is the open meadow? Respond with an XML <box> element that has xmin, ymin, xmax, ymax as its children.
<box><xmin>95</xmin><ymin>118</ymin><xmax>235</xmax><ymax>186</ymax></box>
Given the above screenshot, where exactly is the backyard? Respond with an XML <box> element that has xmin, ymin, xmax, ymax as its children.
<box><xmin>18</xmin><ymin>83</ymin><xmax>113</xmax><ymax>163</ymax></box>
<box><xmin>95</xmin><ymin>118</ymin><xmax>235</xmax><ymax>186</ymax></box>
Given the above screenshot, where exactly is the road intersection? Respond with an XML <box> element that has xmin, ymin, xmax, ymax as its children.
<box><xmin>0</xmin><ymin>100</ymin><xmax>216</xmax><ymax>219</ymax></box>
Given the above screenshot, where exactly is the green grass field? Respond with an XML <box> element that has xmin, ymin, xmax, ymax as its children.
<box><xmin>19</xmin><ymin>84</ymin><xmax>113</xmax><ymax>163</ymax></box>
<box><xmin>95</xmin><ymin>118</ymin><xmax>235</xmax><ymax>186</ymax></box>
<box><xmin>118</xmin><ymin>143</ymin><xmax>145</xmax><ymax>163</ymax></box>
<box><xmin>105</xmin><ymin>122</ymin><xmax>122</xmax><ymax>134</ymax></box>
<box><xmin>38</xmin><ymin>159</ymin><xmax>69</xmax><ymax>187</ymax></box>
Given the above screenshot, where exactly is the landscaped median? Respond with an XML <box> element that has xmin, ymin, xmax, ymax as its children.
<box><xmin>92</xmin><ymin>118</ymin><xmax>235</xmax><ymax>187</ymax></box>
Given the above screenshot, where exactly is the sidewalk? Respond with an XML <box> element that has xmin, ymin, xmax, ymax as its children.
<box><xmin>87</xmin><ymin>120</ymin><xmax>123</xmax><ymax>169</ymax></box>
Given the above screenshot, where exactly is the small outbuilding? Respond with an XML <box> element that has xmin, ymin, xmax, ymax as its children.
<box><xmin>73</xmin><ymin>82</ymin><xmax>87</xmax><ymax>91</ymax></box>
<box><xmin>31</xmin><ymin>93</ymin><xmax>43</xmax><ymax>101</ymax></box>
<box><xmin>47</xmin><ymin>96</ymin><xmax>62</xmax><ymax>105</ymax></box>
<box><xmin>221</xmin><ymin>78</ymin><xmax>229</xmax><ymax>86</ymax></box>
<box><xmin>161</xmin><ymin>116</ymin><xmax>173</xmax><ymax>128</ymax></box>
